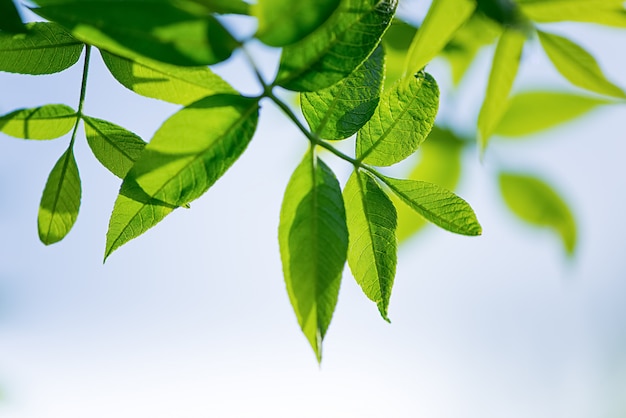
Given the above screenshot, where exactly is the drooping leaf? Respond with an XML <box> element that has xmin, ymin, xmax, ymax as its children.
<box><xmin>404</xmin><ymin>0</ymin><xmax>475</xmax><ymax>76</ymax></box>
<box><xmin>395</xmin><ymin>126</ymin><xmax>465</xmax><ymax>242</ymax></box>
<box><xmin>254</xmin><ymin>0</ymin><xmax>341</xmax><ymax>47</ymax></box>
<box><xmin>499</xmin><ymin>172</ymin><xmax>577</xmax><ymax>255</ymax></box>
<box><xmin>380</xmin><ymin>175</ymin><xmax>481</xmax><ymax>236</ymax></box>
<box><xmin>382</xmin><ymin>18</ymin><xmax>417</xmax><ymax>88</ymax></box>
<box><xmin>477</xmin><ymin>28</ymin><xmax>526</xmax><ymax>152</ymax></box>
<box><xmin>301</xmin><ymin>45</ymin><xmax>384</xmax><ymax>140</ymax></box>
<box><xmin>188</xmin><ymin>0</ymin><xmax>250</xmax><ymax>14</ymax></box>
<box><xmin>33</xmin><ymin>0</ymin><xmax>239</xmax><ymax>66</ymax></box>
<box><xmin>0</xmin><ymin>0</ymin><xmax>26</xmax><ymax>33</ymax></box>
<box><xmin>344</xmin><ymin>170</ymin><xmax>396</xmax><ymax>321</ymax></box>
<box><xmin>495</xmin><ymin>91</ymin><xmax>612</xmax><ymax>137</ymax></box>
<box><xmin>0</xmin><ymin>22</ymin><xmax>83</xmax><ymax>74</ymax></box>
<box><xmin>83</xmin><ymin>116</ymin><xmax>147</xmax><ymax>178</ymax></box>
<box><xmin>0</xmin><ymin>104</ymin><xmax>76</xmax><ymax>140</ymax></box>
<box><xmin>275</xmin><ymin>0</ymin><xmax>397</xmax><ymax>92</ymax></box>
<box><xmin>278</xmin><ymin>150</ymin><xmax>348</xmax><ymax>362</ymax></box>
<box><xmin>100</xmin><ymin>50</ymin><xmax>234</xmax><ymax>106</ymax></box>
<box><xmin>38</xmin><ymin>147</ymin><xmax>81</xmax><ymax>245</ymax></box>
<box><xmin>105</xmin><ymin>94</ymin><xmax>259</xmax><ymax>259</ymax></box>
<box><xmin>537</xmin><ymin>30</ymin><xmax>626</xmax><ymax>98</ymax></box>
<box><xmin>356</xmin><ymin>71</ymin><xmax>439</xmax><ymax>166</ymax></box>
<box><xmin>519</xmin><ymin>0</ymin><xmax>626</xmax><ymax>27</ymax></box>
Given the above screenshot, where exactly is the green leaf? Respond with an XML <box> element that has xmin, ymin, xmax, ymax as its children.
<box><xmin>537</xmin><ymin>30</ymin><xmax>626</xmax><ymax>98</ymax></box>
<box><xmin>278</xmin><ymin>150</ymin><xmax>348</xmax><ymax>362</ymax></box>
<box><xmin>404</xmin><ymin>0</ymin><xmax>475</xmax><ymax>76</ymax></box>
<box><xmin>356</xmin><ymin>71</ymin><xmax>439</xmax><ymax>166</ymax></box>
<box><xmin>0</xmin><ymin>0</ymin><xmax>26</xmax><ymax>33</ymax></box>
<box><xmin>0</xmin><ymin>22</ymin><xmax>83</xmax><ymax>74</ymax></box>
<box><xmin>344</xmin><ymin>170</ymin><xmax>396</xmax><ymax>321</ymax></box>
<box><xmin>382</xmin><ymin>19</ymin><xmax>417</xmax><ymax>89</ymax></box>
<box><xmin>275</xmin><ymin>0</ymin><xmax>397</xmax><ymax>92</ymax></box>
<box><xmin>0</xmin><ymin>104</ymin><xmax>76</xmax><ymax>140</ymax></box>
<box><xmin>395</xmin><ymin>126</ymin><xmax>465</xmax><ymax>242</ymax></box>
<box><xmin>38</xmin><ymin>147</ymin><xmax>81</xmax><ymax>245</ymax></box>
<box><xmin>105</xmin><ymin>94</ymin><xmax>259</xmax><ymax>259</ymax></box>
<box><xmin>380</xmin><ymin>175</ymin><xmax>481</xmax><ymax>236</ymax></box>
<box><xmin>100</xmin><ymin>50</ymin><xmax>235</xmax><ymax>106</ymax></box>
<box><xmin>477</xmin><ymin>28</ymin><xmax>526</xmax><ymax>152</ymax></box>
<box><xmin>301</xmin><ymin>45</ymin><xmax>384</xmax><ymax>140</ymax></box>
<box><xmin>33</xmin><ymin>1</ymin><xmax>239</xmax><ymax>66</ymax></box>
<box><xmin>495</xmin><ymin>91</ymin><xmax>612</xmax><ymax>137</ymax></box>
<box><xmin>499</xmin><ymin>172</ymin><xmax>577</xmax><ymax>255</ymax></box>
<box><xmin>83</xmin><ymin>116</ymin><xmax>147</xmax><ymax>178</ymax></box>
<box><xmin>188</xmin><ymin>0</ymin><xmax>250</xmax><ymax>14</ymax></box>
<box><xmin>519</xmin><ymin>0</ymin><xmax>626</xmax><ymax>27</ymax></box>
<box><xmin>254</xmin><ymin>0</ymin><xmax>341</xmax><ymax>47</ymax></box>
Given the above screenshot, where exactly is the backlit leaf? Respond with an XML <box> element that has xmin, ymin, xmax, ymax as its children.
<box><xmin>0</xmin><ymin>22</ymin><xmax>83</xmax><ymax>74</ymax></box>
<box><xmin>278</xmin><ymin>151</ymin><xmax>348</xmax><ymax>362</ymax></box>
<box><xmin>0</xmin><ymin>104</ymin><xmax>76</xmax><ymax>139</ymax></box>
<box><xmin>105</xmin><ymin>94</ymin><xmax>259</xmax><ymax>259</ymax></box>
<box><xmin>275</xmin><ymin>0</ymin><xmax>397</xmax><ymax>92</ymax></box>
<box><xmin>301</xmin><ymin>45</ymin><xmax>384</xmax><ymax>140</ymax></box>
<box><xmin>0</xmin><ymin>0</ymin><xmax>26</xmax><ymax>33</ymax></box>
<box><xmin>356</xmin><ymin>72</ymin><xmax>439</xmax><ymax>166</ymax></box>
<box><xmin>344</xmin><ymin>170</ymin><xmax>396</xmax><ymax>321</ymax></box>
<box><xmin>519</xmin><ymin>0</ymin><xmax>626</xmax><ymax>27</ymax></box>
<box><xmin>38</xmin><ymin>147</ymin><xmax>81</xmax><ymax>245</ymax></box>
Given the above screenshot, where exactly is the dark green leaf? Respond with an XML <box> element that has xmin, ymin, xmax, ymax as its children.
<box><xmin>38</xmin><ymin>147</ymin><xmax>81</xmax><ymax>245</ymax></box>
<box><xmin>519</xmin><ymin>0</ymin><xmax>626</xmax><ymax>27</ymax></box>
<box><xmin>275</xmin><ymin>0</ymin><xmax>397</xmax><ymax>92</ymax></box>
<box><xmin>0</xmin><ymin>0</ymin><xmax>26</xmax><ymax>33</ymax></box>
<box><xmin>0</xmin><ymin>104</ymin><xmax>76</xmax><ymax>139</ymax></box>
<box><xmin>188</xmin><ymin>0</ymin><xmax>250</xmax><ymax>14</ymax></box>
<box><xmin>278</xmin><ymin>150</ymin><xmax>348</xmax><ymax>362</ymax></box>
<box><xmin>356</xmin><ymin>72</ymin><xmax>439</xmax><ymax>166</ymax></box>
<box><xmin>301</xmin><ymin>45</ymin><xmax>384</xmax><ymax>140</ymax></box>
<box><xmin>105</xmin><ymin>94</ymin><xmax>259</xmax><ymax>259</ymax></box>
<box><xmin>0</xmin><ymin>22</ymin><xmax>83</xmax><ymax>74</ymax></box>
<box><xmin>83</xmin><ymin>116</ymin><xmax>147</xmax><ymax>178</ymax></box>
<box><xmin>344</xmin><ymin>170</ymin><xmax>396</xmax><ymax>321</ymax></box>
<box><xmin>475</xmin><ymin>0</ymin><xmax>528</xmax><ymax>28</ymax></box>
<box><xmin>254</xmin><ymin>0</ymin><xmax>340</xmax><ymax>47</ymax></box>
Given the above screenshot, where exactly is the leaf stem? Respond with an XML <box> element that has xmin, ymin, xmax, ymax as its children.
<box><xmin>69</xmin><ymin>44</ymin><xmax>91</xmax><ymax>148</ymax></box>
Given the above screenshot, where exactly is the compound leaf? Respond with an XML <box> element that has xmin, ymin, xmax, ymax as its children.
<box><xmin>105</xmin><ymin>94</ymin><xmax>259</xmax><ymax>259</ymax></box>
<box><xmin>344</xmin><ymin>170</ymin><xmax>396</xmax><ymax>321</ymax></box>
<box><xmin>0</xmin><ymin>104</ymin><xmax>76</xmax><ymax>140</ymax></box>
<box><xmin>278</xmin><ymin>151</ymin><xmax>348</xmax><ymax>362</ymax></box>
<box><xmin>0</xmin><ymin>0</ymin><xmax>26</xmax><ymax>33</ymax></box>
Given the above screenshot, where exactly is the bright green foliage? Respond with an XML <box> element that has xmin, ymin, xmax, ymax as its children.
<box><xmin>499</xmin><ymin>173</ymin><xmax>577</xmax><ymax>255</ymax></box>
<box><xmin>344</xmin><ymin>170</ymin><xmax>397</xmax><ymax>321</ymax></box>
<box><xmin>278</xmin><ymin>151</ymin><xmax>348</xmax><ymax>362</ymax></box>
<box><xmin>538</xmin><ymin>30</ymin><xmax>626</xmax><ymax>99</ymax></box>
<box><xmin>275</xmin><ymin>0</ymin><xmax>397</xmax><ymax>91</ymax></box>
<box><xmin>100</xmin><ymin>50</ymin><xmax>234</xmax><ymax>106</ymax></box>
<box><xmin>404</xmin><ymin>0</ymin><xmax>475</xmax><ymax>76</ymax></box>
<box><xmin>38</xmin><ymin>147</ymin><xmax>81</xmax><ymax>245</ymax></box>
<box><xmin>518</xmin><ymin>0</ymin><xmax>626</xmax><ymax>26</ymax></box>
<box><xmin>83</xmin><ymin>117</ymin><xmax>146</xmax><ymax>178</ymax></box>
<box><xmin>105</xmin><ymin>94</ymin><xmax>259</xmax><ymax>259</ymax></box>
<box><xmin>301</xmin><ymin>45</ymin><xmax>384</xmax><ymax>140</ymax></box>
<box><xmin>477</xmin><ymin>28</ymin><xmax>526</xmax><ymax>152</ymax></box>
<box><xmin>0</xmin><ymin>104</ymin><xmax>76</xmax><ymax>140</ymax></box>
<box><xmin>357</xmin><ymin>72</ymin><xmax>439</xmax><ymax>166</ymax></box>
<box><xmin>381</xmin><ymin>176</ymin><xmax>481</xmax><ymax>236</ymax></box>
<box><xmin>254</xmin><ymin>0</ymin><xmax>340</xmax><ymax>47</ymax></box>
<box><xmin>0</xmin><ymin>22</ymin><xmax>83</xmax><ymax>74</ymax></box>
<box><xmin>495</xmin><ymin>91</ymin><xmax>612</xmax><ymax>137</ymax></box>
<box><xmin>0</xmin><ymin>0</ymin><xmax>25</xmax><ymax>33</ymax></box>
<box><xmin>33</xmin><ymin>1</ymin><xmax>238</xmax><ymax>66</ymax></box>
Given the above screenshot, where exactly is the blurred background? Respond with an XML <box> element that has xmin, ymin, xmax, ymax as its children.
<box><xmin>1</xmin><ymin>1</ymin><xmax>626</xmax><ymax>417</ymax></box>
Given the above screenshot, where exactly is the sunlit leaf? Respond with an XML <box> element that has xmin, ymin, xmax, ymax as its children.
<box><xmin>356</xmin><ymin>71</ymin><xmax>439</xmax><ymax>166</ymax></box>
<box><xmin>519</xmin><ymin>0</ymin><xmax>626</xmax><ymax>27</ymax></box>
<box><xmin>477</xmin><ymin>28</ymin><xmax>526</xmax><ymax>152</ymax></box>
<box><xmin>83</xmin><ymin>116</ymin><xmax>147</xmax><ymax>178</ymax></box>
<box><xmin>0</xmin><ymin>22</ymin><xmax>83</xmax><ymax>74</ymax></box>
<box><xmin>0</xmin><ymin>104</ymin><xmax>76</xmax><ymax>140</ymax></box>
<box><xmin>538</xmin><ymin>30</ymin><xmax>626</xmax><ymax>98</ymax></box>
<box><xmin>495</xmin><ymin>91</ymin><xmax>612</xmax><ymax>137</ymax></box>
<box><xmin>254</xmin><ymin>0</ymin><xmax>340</xmax><ymax>47</ymax></box>
<box><xmin>38</xmin><ymin>147</ymin><xmax>81</xmax><ymax>245</ymax></box>
<box><xmin>100</xmin><ymin>50</ymin><xmax>234</xmax><ymax>106</ymax></box>
<box><xmin>275</xmin><ymin>0</ymin><xmax>397</xmax><ymax>92</ymax></box>
<box><xmin>344</xmin><ymin>170</ymin><xmax>396</xmax><ymax>321</ymax></box>
<box><xmin>301</xmin><ymin>45</ymin><xmax>384</xmax><ymax>140</ymax></box>
<box><xmin>278</xmin><ymin>150</ymin><xmax>348</xmax><ymax>362</ymax></box>
<box><xmin>380</xmin><ymin>175</ymin><xmax>481</xmax><ymax>236</ymax></box>
<box><xmin>499</xmin><ymin>172</ymin><xmax>577</xmax><ymax>255</ymax></box>
<box><xmin>105</xmin><ymin>94</ymin><xmax>259</xmax><ymax>259</ymax></box>
<box><xmin>0</xmin><ymin>0</ymin><xmax>26</xmax><ymax>33</ymax></box>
